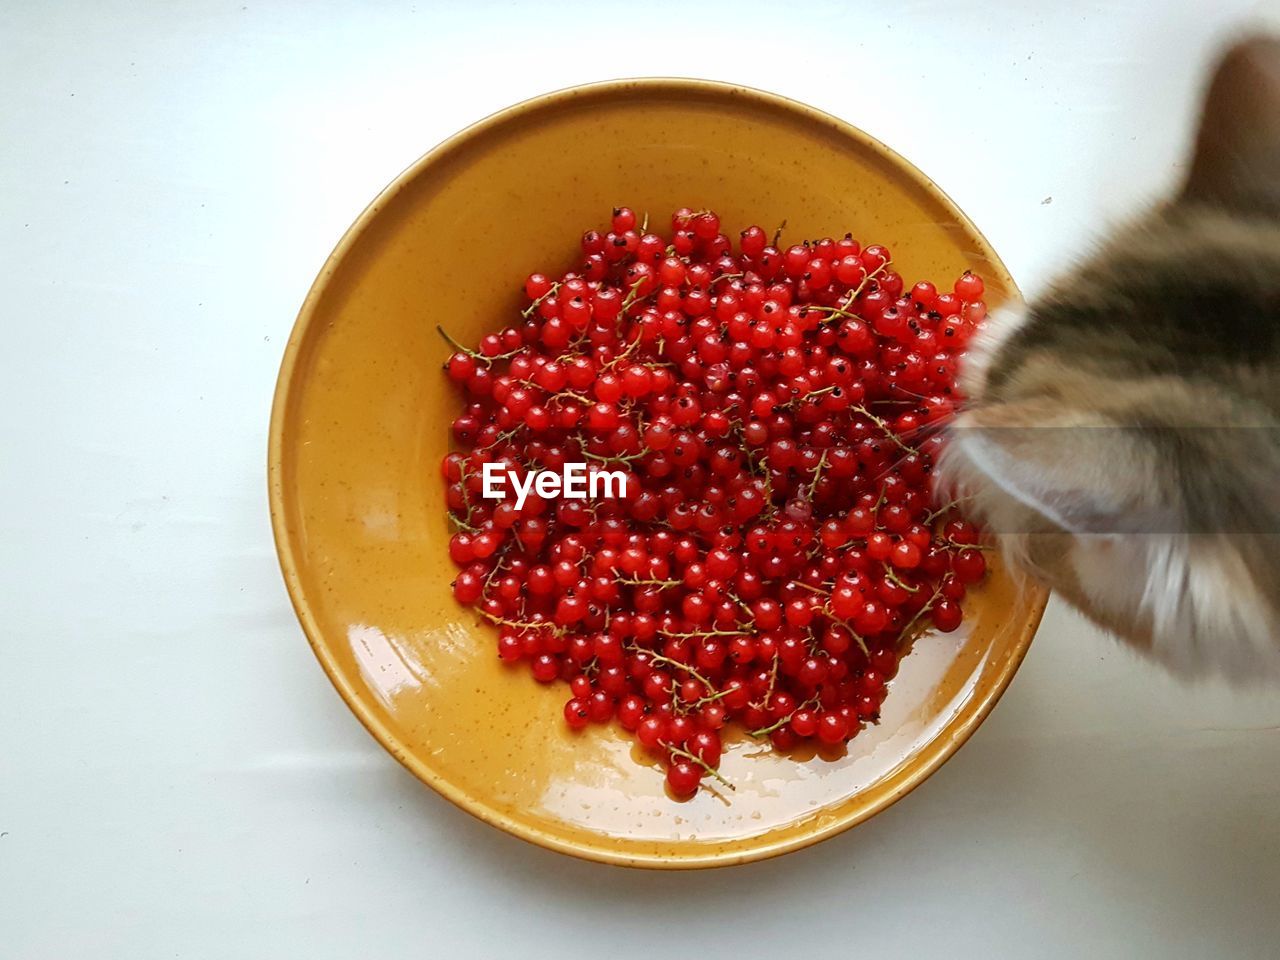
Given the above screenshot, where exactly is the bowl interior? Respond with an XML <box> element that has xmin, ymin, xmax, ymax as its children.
<box><xmin>270</xmin><ymin>80</ymin><xmax>1047</xmax><ymax>868</ymax></box>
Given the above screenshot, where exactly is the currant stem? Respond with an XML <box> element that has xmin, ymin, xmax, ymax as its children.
<box><xmin>659</xmin><ymin>627</ymin><xmax>755</xmax><ymax>639</ymax></box>
<box><xmin>792</xmin><ymin>385</ymin><xmax>839</xmax><ymax>408</ymax></box>
<box><xmin>640</xmin><ymin>650</ymin><xmax>718</xmax><ymax>691</ymax></box>
<box><xmin>750</xmin><ymin>653</ymin><xmax>779</xmax><ymax>711</ymax></box>
<box><xmin>690</xmin><ymin>687</ymin><xmax>733</xmax><ymax>709</ymax></box>
<box><xmin>749</xmin><ymin>712</ymin><xmax>793</xmax><ymax>738</ymax></box>
<box><xmin>811</xmin><ymin>261</ymin><xmax>894</xmax><ymax>320</ymax></box>
<box><xmin>808</xmin><ymin>449</ymin><xmax>828</xmax><ymax>498</ymax></box>
<box><xmin>664</xmin><ymin>743</ymin><xmax>735</xmax><ymax>790</ymax></box>
<box><xmin>521</xmin><ymin>281</ymin><xmax>561</xmax><ymax>318</ymax></box>
<box><xmin>479</xmin><ymin>611</ymin><xmax>563</xmax><ymax>634</ymax></box>
<box><xmin>823</xmin><ymin>608</ymin><xmax>870</xmax><ymax>657</ymax></box>
<box><xmin>898</xmin><ymin>582</ymin><xmax>946</xmax><ymax>641</ymax></box>
<box><xmin>619</xmin><ymin>277</ymin><xmax>647</xmax><ymax>314</ymax></box>
<box><xmin>482</xmin><ymin>546</ymin><xmax>512</xmax><ymax>592</ymax></box>
<box><xmin>754</xmin><ymin>454</ymin><xmax>776</xmax><ymax>514</ymax></box>
<box><xmin>581</xmin><ymin>448</ymin><xmax>645</xmax><ymax>464</ymax></box>
<box><xmin>616</xmin><ymin>575</ymin><xmax>682</xmax><ymax>587</ymax></box>
<box><xmin>924</xmin><ymin>495</ymin><xmax>976</xmax><ymax>525</ymax></box>
<box><xmin>791</xmin><ymin>580</ymin><xmax>829</xmax><ymax>595</ymax></box>
<box><xmin>940</xmin><ymin>538</ymin><xmax>994</xmax><ymax>552</ymax></box>
<box><xmin>447</xmin><ymin>512</ymin><xmax>478</xmax><ymax>533</ymax></box>
<box><xmin>883</xmin><ymin>566</ymin><xmax>921</xmax><ymax>593</ymax></box>
<box><xmin>436</xmin><ymin>324</ymin><xmax>472</xmax><ymax>354</ymax></box>
<box><xmin>456</xmin><ymin>460</ymin><xmax>475</xmax><ymax>527</ymax></box>
<box><xmin>605</xmin><ymin>333</ymin><xmax>645</xmax><ymax>369</ymax></box>
<box><xmin>806</xmin><ymin>304</ymin><xmax>858</xmax><ymax>321</ymax></box>
<box><xmin>436</xmin><ymin>325</ymin><xmax>519</xmax><ymax>365</ymax></box>
<box><xmin>852</xmin><ymin>404</ymin><xmax>917</xmax><ymax>454</ymax></box>
<box><xmin>849</xmin><ymin>258</ymin><xmax>892</xmax><ymax>301</ymax></box>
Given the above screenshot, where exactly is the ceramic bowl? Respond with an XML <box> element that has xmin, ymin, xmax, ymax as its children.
<box><xmin>269</xmin><ymin>78</ymin><xmax>1048</xmax><ymax>868</ymax></box>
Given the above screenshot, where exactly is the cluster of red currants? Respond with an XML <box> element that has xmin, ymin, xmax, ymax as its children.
<box><xmin>442</xmin><ymin>206</ymin><xmax>989</xmax><ymax>798</ymax></box>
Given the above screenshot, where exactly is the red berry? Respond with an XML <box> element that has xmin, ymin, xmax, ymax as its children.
<box><xmin>932</xmin><ymin>599</ymin><xmax>964</xmax><ymax>632</ymax></box>
<box><xmin>890</xmin><ymin>540</ymin><xmax>922</xmax><ymax>569</ymax></box>
<box><xmin>636</xmin><ymin>715</ymin><xmax>667</xmax><ymax>750</ymax></box>
<box><xmin>524</xmin><ymin>273</ymin><xmax>553</xmax><ymax>299</ymax></box>
<box><xmin>954</xmin><ymin>272</ymin><xmax>985</xmax><ymax>301</ymax></box>
<box><xmin>666</xmin><ymin>761</ymin><xmax>702</xmax><ymax>797</ymax></box>
<box><xmin>953</xmin><ymin>548</ymin><xmax>987</xmax><ymax>584</ymax></box>
<box><xmin>789</xmin><ymin>709</ymin><xmax>819</xmax><ymax>738</ymax></box>
<box><xmin>531</xmin><ymin>654</ymin><xmax>558</xmax><ymax>683</ymax></box>
<box><xmin>439</xmin><ymin>206</ymin><xmax>990</xmax><ymax>799</ymax></box>
<box><xmin>817</xmin><ymin>712</ymin><xmax>850</xmax><ymax>744</ymax></box>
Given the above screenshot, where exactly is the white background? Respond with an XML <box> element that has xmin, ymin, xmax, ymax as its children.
<box><xmin>4</xmin><ymin>1</ymin><xmax>1280</xmax><ymax>957</ymax></box>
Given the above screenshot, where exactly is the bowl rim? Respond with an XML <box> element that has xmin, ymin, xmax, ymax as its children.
<box><xmin>268</xmin><ymin>76</ymin><xmax>1049</xmax><ymax>870</ymax></box>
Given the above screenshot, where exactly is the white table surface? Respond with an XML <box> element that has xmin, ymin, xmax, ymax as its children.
<box><xmin>5</xmin><ymin>2</ymin><xmax>1280</xmax><ymax>957</ymax></box>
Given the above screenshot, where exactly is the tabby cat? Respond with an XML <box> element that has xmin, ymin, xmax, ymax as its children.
<box><xmin>943</xmin><ymin>38</ymin><xmax>1280</xmax><ymax>681</ymax></box>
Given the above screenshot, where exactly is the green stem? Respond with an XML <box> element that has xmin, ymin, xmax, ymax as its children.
<box><xmin>750</xmin><ymin>653</ymin><xmax>779</xmax><ymax>711</ymax></box>
<box><xmin>749</xmin><ymin>713</ymin><xmax>793</xmax><ymax>738</ymax></box>
<box><xmin>479</xmin><ymin>611</ymin><xmax>561</xmax><ymax>634</ymax></box>
<box><xmin>482</xmin><ymin>545</ymin><xmax>512</xmax><ymax>592</ymax></box>
<box><xmin>883</xmin><ymin>566</ymin><xmax>921</xmax><ymax>593</ymax></box>
<box><xmin>664</xmin><ymin>743</ymin><xmax>735</xmax><ymax>790</ymax></box>
<box><xmin>690</xmin><ymin>687</ymin><xmax>733</xmax><ymax>709</ymax></box>
<box><xmin>619</xmin><ymin>277</ymin><xmax>647</xmax><ymax>314</ymax></box>
<box><xmin>581</xmin><ymin>448</ymin><xmax>645</xmax><ymax>464</ymax></box>
<box><xmin>521</xmin><ymin>281</ymin><xmax>561</xmax><ymax>318</ymax></box>
<box><xmin>456</xmin><ymin>460</ymin><xmax>475</xmax><ymax>527</ymax></box>
<box><xmin>808</xmin><ymin>449</ymin><xmax>828</xmax><ymax>498</ymax></box>
<box><xmin>447</xmin><ymin>512</ymin><xmax>478</xmax><ymax>533</ymax></box>
<box><xmin>849</xmin><ymin>258</ymin><xmax>891</xmax><ymax>300</ymax></box>
<box><xmin>604</xmin><ymin>333</ymin><xmax>645</xmax><ymax>369</ymax></box>
<box><xmin>791</xmin><ymin>580</ymin><xmax>829</xmax><ymax>595</ymax></box>
<box><xmin>924</xmin><ymin>495</ymin><xmax>975</xmax><ymax>525</ymax></box>
<box><xmin>659</xmin><ymin>627</ymin><xmax>755</xmax><ymax>639</ymax></box>
<box><xmin>823</xmin><ymin>608</ymin><xmax>870</xmax><ymax>657</ymax></box>
<box><xmin>851</xmin><ymin>404</ymin><xmax>916</xmax><ymax>454</ymax></box>
<box><xmin>640</xmin><ymin>650</ymin><xmax>718</xmax><ymax>692</ymax></box>
<box><xmin>436</xmin><ymin>325</ymin><xmax>518</xmax><ymax>364</ymax></box>
<box><xmin>898</xmin><ymin>582</ymin><xmax>945</xmax><ymax>641</ymax></box>
<box><xmin>940</xmin><ymin>539</ymin><xmax>994</xmax><ymax>552</ymax></box>
<box><xmin>805</xmin><ymin>260</ymin><xmax>894</xmax><ymax>320</ymax></box>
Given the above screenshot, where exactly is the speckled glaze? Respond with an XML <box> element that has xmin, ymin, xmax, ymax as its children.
<box><xmin>269</xmin><ymin>79</ymin><xmax>1048</xmax><ymax>869</ymax></box>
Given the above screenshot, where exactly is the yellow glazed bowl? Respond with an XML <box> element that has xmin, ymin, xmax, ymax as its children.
<box><xmin>269</xmin><ymin>79</ymin><xmax>1048</xmax><ymax>869</ymax></box>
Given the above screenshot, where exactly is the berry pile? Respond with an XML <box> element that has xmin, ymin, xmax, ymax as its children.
<box><xmin>442</xmin><ymin>207</ymin><xmax>989</xmax><ymax>798</ymax></box>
